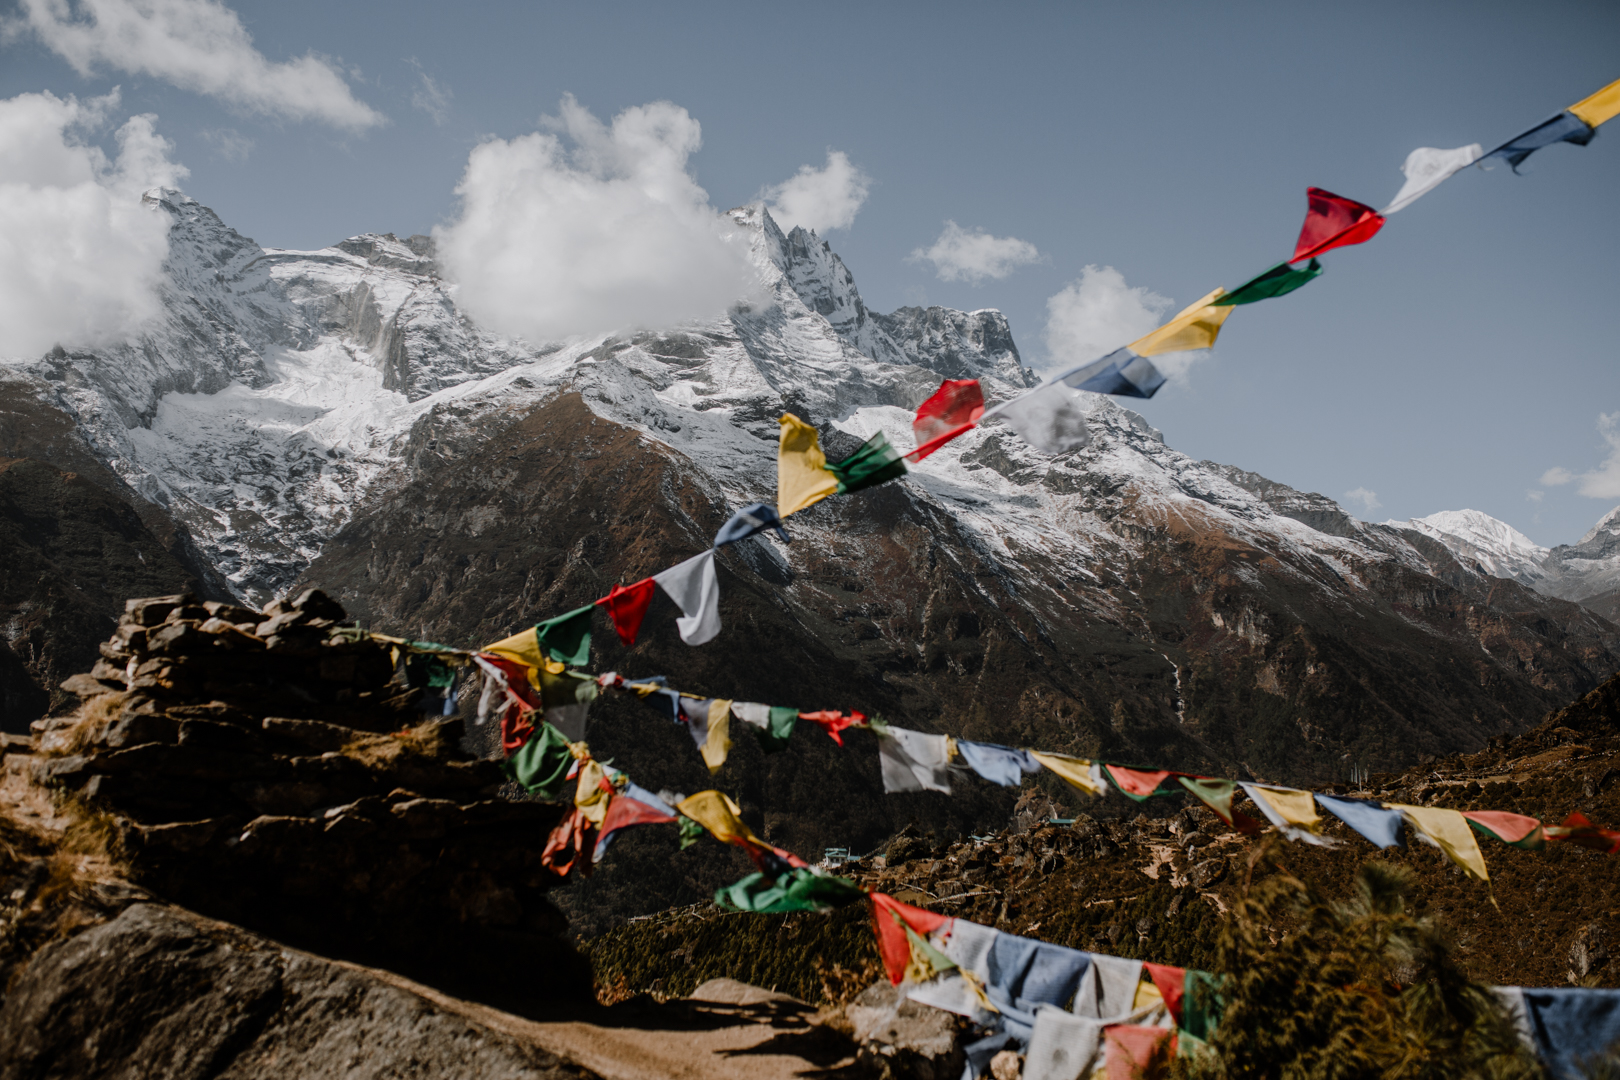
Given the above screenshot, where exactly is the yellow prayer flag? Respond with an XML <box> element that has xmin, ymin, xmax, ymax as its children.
<box><xmin>1127</xmin><ymin>289</ymin><xmax>1235</xmax><ymax>357</ymax></box>
<box><xmin>778</xmin><ymin>414</ymin><xmax>840</xmax><ymax>517</ymax></box>
<box><xmin>575</xmin><ymin>759</ymin><xmax>611</xmax><ymax>826</ymax></box>
<box><xmin>1029</xmin><ymin>752</ymin><xmax>1106</xmax><ymax>797</ymax></box>
<box><xmin>1569</xmin><ymin>77</ymin><xmax>1620</xmax><ymax>128</ymax></box>
<box><xmin>1250</xmin><ymin>786</ymin><xmax>1323</xmax><ymax>832</ymax></box>
<box><xmin>677</xmin><ymin>790</ymin><xmax>763</xmax><ymax>847</ymax></box>
<box><xmin>1390</xmin><ymin>804</ymin><xmax>1489</xmax><ymax>883</ymax></box>
<box><xmin>1133</xmin><ymin>976</ymin><xmax>1164</xmax><ymax>1012</ymax></box>
<box><xmin>702</xmin><ymin>699</ymin><xmax>734</xmax><ymax>773</ymax></box>
<box><xmin>481</xmin><ymin>627</ymin><xmax>563</xmax><ymax>688</ymax></box>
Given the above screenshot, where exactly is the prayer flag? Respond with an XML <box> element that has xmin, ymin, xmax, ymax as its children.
<box><xmin>777</xmin><ymin>413</ymin><xmax>840</xmax><ymax>516</ymax></box>
<box><xmin>535</xmin><ymin>603</ymin><xmax>594</xmax><ymax>667</ymax></box>
<box><xmin>827</xmin><ymin>430</ymin><xmax>909</xmax><ymax>495</ymax></box>
<box><xmin>957</xmin><ymin>741</ymin><xmax>1043</xmax><ymax>788</ymax></box>
<box><xmin>574</xmin><ymin>759</ymin><xmax>612</xmax><ymax>827</ymax></box>
<box><xmin>1482</xmin><ymin>112</ymin><xmax>1594</xmax><ymax>172</ymax></box>
<box><xmin>1030</xmin><ymin>752</ymin><xmax>1107</xmax><ymax>797</ymax></box>
<box><xmin>482</xmin><ymin>627</ymin><xmax>547</xmax><ymax>680</ymax></box>
<box><xmin>1105</xmin><ymin>764</ymin><xmax>1176</xmax><ymax>801</ymax></box>
<box><xmin>679</xmin><ymin>696</ymin><xmax>734</xmax><ymax>773</ymax></box>
<box><xmin>1544</xmin><ymin>811</ymin><xmax>1620</xmax><ymax>854</ymax></box>
<box><xmin>1182</xmin><ymin>971</ymin><xmax>1226</xmax><ymax>1042</ymax></box>
<box><xmin>880</xmin><ymin>727</ymin><xmax>953</xmax><ymax>793</ymax></box>
<box><xmin>909</xmin><ymin>378</ymin><xmax>986</xmax><ymax>462</ymax></box>
<box><xmin>1382</xmin><ymin>145</ymin><xmax>1483</xmax><ymax>214</ymax></box>
<box><xmin>1316</xmin><ymin>794</ymin><xmax>1404</xmax><ymax>849</ymax></box>
<box><xmin>1103</xmin><ymin>1026</ymin><xmax>1176</xmax><ymax>1080</ymax></box>
<box><xmin>541</xmin><ymin>807</ymin><xmax>593</xmax><ymax>879</ymax></box>
<box><xmin>1463</xmin><ymin>810</ymin><xmax>1545</xmax><ymax>850</ymax></box>
<box><xmin>504</xmin><ymin>721</ymin><xmax>574</xmax><ymax>798</ymax></box>
<box><xmin>714</xmin><ymin>502</ymin><xmax>791</xmax><ymax>546</ymax></box>
<box><xmin>597</xmin><ymin>580</ymin><xmax>656</xmax><ymax>646</ymax></box>
<box><xmin>870</xmin><ymin>892</ymin><xmax>952</xmax><ymax>985</ymax></box>
<box><xmin>1059</xmin><ymin>347</ymin><xmax>1166</xmax><ymax>398</ymax></box>
<box><xmin>677</xmin><ymin>790</ymin><xmax>766</xmax><ymax>849</ymax></box>
<box><xmin>800</xmin><ymin>709</ymin><xmax>865</xmax><ymax>746</ymax></box>
<box><xmin>1569</xmin><ymin>77</ymin><xmax>1620</xmax><ymax>128</ymax></box>
<box><xmin>987</xmin><ymin>379</ymin><xmax>1093</xmax><ymax>454</ymax></box>
<box><xmin>1519</xmin><ymin>987</ymin><xmax>1620</xmax><ymax>1080</ymax></box>
<box><xmin>716</xmin><ymin>867</ymin><xmax>866</xmax><ymax>914</ymax></box>
<box><xmin>1128</xmin><ymin>289</ymin><xmax>1235</xmax><ymax>357</ymax></box>
<box><xmin>538</xmin><ymin>664</ymin><xmax>597</xmax><ymax>742</ymax></box>
<box><xmin>593</xmin><ymin>783</ymin><xmax>677</xmax><ymax>862</ymax></box>
<box><xmin>1212</xmin><ymin>260</ymin><xmax>1322</xmax><ymax>305</ymax></box>
<box><xmin>1075</xmin><ymin>953</ymin><xmax>1145</xmax><ymax>1020</ymax></box>
<box><xmin>732</xmin><ymin>702</ymin><xmax>798</xmax><ymax>751</ymax></box>
<box><xmin>1292</xmin><ymin>188</ymin><xmax>1386</xmax><ymax>262</ymax></box>
<box><xmin>1390</xmin><ymin>804</ymin><xmax>1489</xmax><ymax>882</ymax></box>
<box><xmin>1241</xmin><ymin>783</ymin><xmax>1333</xmax><ymax>846</ymax></box>
<box><xmin>1179</xmin><ymin>777</ymin><xmax>1262</xmax><ymax>834</ymax></box>
<box><xmin>1026</xmin><ymin>1006</ymin><xmax>1106</xmax><ymax>1080</ymax></box>
<box><xmin>652</xmin><ymin>549</ymin><xmax>722</xmax><ymax>646</ymax></box>
<box><xmin>1144</xmin><ymin>963</ymin><xmax>1186</xmax><ymax>1025</ymax></box>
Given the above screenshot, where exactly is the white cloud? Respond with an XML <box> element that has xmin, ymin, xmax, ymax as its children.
<box><xmin>408</xmin><ymin>58</ymin><xmax>450</xmax><ymax>125</ymax></box>
<box><xmin>1576</xmin><ymin>412</ymin><xmax>1620</xmax><ymax>499</ymax></box>
<box><xmin>8</xmin><ymin>0</ymin><xmax>383</xmax><ymax>130</ymax></box>
<box><xmin>1042</xmin><ymin>265</ymin><xmax>1170</xmax><ymax>375</ymax></box>
<box><xmin>0</xmin><ymin>90</ymin><xmax>183</xmax><ymax>358</ymax></box>
<box><xmin>910</xmin><ymin>220</ymin><xmax>1039</xmax><ymax>284</ymax></box>
<box><xmin>762</xmin><ymin>150</ymin><xmax>870</xmax><ymax>234</ymax></box>
<box><xmin>1343</xmin><ymin>487</ymin><xmax>1382</xmax><ymax>514</ymax></box>
<box><xmin>1540</xmin><ymin>466</ymin><xmax>1574</xmax><ymax>486</ymax></box>
<box><xmin>1526</xmin><ymin>489</ymin><xmax>1544</xmax><ymax>503</ymax></box>
<box><xmin>435</xmin><ymin>95</ymin><xmax>761</xmax><ymax>344</ymax></box>
<box><xmin>202</xmin><ymin>126</ymin><xmax>252</xmax><ymax>161</ymax></box>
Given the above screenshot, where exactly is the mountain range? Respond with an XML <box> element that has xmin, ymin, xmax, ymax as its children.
<box><xmin>3</xmin><ymin>190</ymin><xmax>1619</xmax><ymax>920</ymax></box>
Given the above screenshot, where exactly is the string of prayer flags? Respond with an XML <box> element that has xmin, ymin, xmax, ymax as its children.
<box><xmin>732</xmin><ymin>702</ymin><xmax>799</xmax><ymax>751</ymax></box>
<box><xmin>957</xmin><ymin>741</ymin><xmax>1044</xmax><ymax>788</ymax></box>
<box><xmin>1293</xmin><ymin>188</ymin><xmax>1386</xmax><ymax>262</ymax></box>
<box><xmin>714</xmin><ymin>502</ymin><xmax>791</xmax><ymax>546</ymax></box>
<box><xmin>1463</xmin><ymin>810</ymin><xmax>1545</xmax><ymax>850</ymax></box>
<box><xmin>1239</xmin><ymin>783</ymin><xmax>1333</xmax><ymax>846</ymax></box>
<box><xmin>1390</xmin><ymin>804</ymin><xmax>1489</xmax><ymax>882</ymax></box>
<box><xmin>678</xmin><ymin>696</ymin><xmax>734</xmax><ymax>772</ymax></box>
<box><xmin>1030</xmin><ymin>752</ymin><xmax>1108</xmax><ymax>797</ymax></box>
<box><xmin>1315</xmin><ymin>794</ymin><xmax>1404</xmax><ymax>849</ymax></box>
<box><xmin>777</xmin><ymin>414</ymin><xmax>841</xmax><ymax>516</ymax></box>
<box><xmin>1382</xmin><ymin>145</ymin><xmax>1483</xmax><ymax>214</ymax></box>
<box><xmin>1544</xmin><ymin>812</ymin><xmax>1620</xmax><ymax>854</ymax></box>
<box><xmin>535</xmin><ymin>603</ymin><xmax>595</xmax><ymax>667</ymax></box>
<box><xmin>1126</xmin><ymin>289</ymin><xmax>1236</xmax><ymax>358</ymax></box>
<box><xmin>1483</xmin><ymin>112</ymin><xmax>1595</xmax><ymax>173</ymax></box>
<box><xmin>1569</xmin><ymin>77</ymin><xmax>1620</xmax><ymax>128</ymax></box>
<box><xmin>593</xmin><ymin>783</ymin><xmax>678</xmax><ymax>863</ymax></box>
<box><xmin>800</xmin><ymin>709</ymin><xmax>867</xmax><ymax>746</ymax></box>
<box><xmin>826</xmin><ymin>431</ymin><xmax>909</xmax><ymax>495</ymax></box>
<box><xmin>1212</xmin><ymin>260</ymin><xmax>1323</xmax><ymax>306</ymax></box>
<box><xmin>879</xmin><ymin>727</ymin><xmax>954</xmax><ymax>793</ymax></box>
<box><xmin>908</xmin><ymin>379</ymin><xmax>985</xmax><ymax>462</ymax></box>
<box><xmin>715</xmin><ymin>867</ymin><xmax>866</xmax><ymax>914</ymax></box>
<box><xmin>652</xmin><ymin>549</ymin><xmax>722</xmax><ymax>645</ymax></box>
<box><xmin>505</xmin><ymin>721</ymin><xmax>574</xmax><ymax>798</ymax></box>
<box><xmin>597</xmin><ymin>579</ymin><xmax>656</xmax><ymax>646</ymax></box>
<box><xmin>1104</xmin><ymin>765</ymin><xmax>1176</xmax><ymax>801</ymax></box>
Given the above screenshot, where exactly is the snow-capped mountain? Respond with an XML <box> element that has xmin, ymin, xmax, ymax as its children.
<box><xmin>4</xmin><ymin>190</ymin><xmax>1618</xmax><ymax>830</ymax></box>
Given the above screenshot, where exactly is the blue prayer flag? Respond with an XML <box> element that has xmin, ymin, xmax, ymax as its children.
<box><xmin>714</xmin><ymin>502</ymin><xmax>791</xmax><ymax>546</ymax></box>
<box><xmin>1483</xmin><ymin>112</ymin><xmax>1596</xmax><ymax>173</ymax></box>
<box><xmin>1316</xmin><ymin>794</ymin><xmax>1404</xmax><ymax>849</ymax></box>
<box><xmin>958</xmin><ymin>741</ymin><xmax>1044</xmax><ymax>788</ymax></box>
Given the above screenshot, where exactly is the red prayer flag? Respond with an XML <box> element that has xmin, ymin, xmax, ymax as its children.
<box><xmin>594</xmin><ymin>793</ymin><xmax>676</xmax><ymax>862</ymax></box>
<box><xmin>1293</xmin><ymin>187</ymin><xmax>1386</xmax><ymax>262</ymax></box>
<box><xmin>907</xmin><ymin>379</ymin><xmax>985</xmax><ymax>463</ymax></box>
<box><xmin>1144</xmin><ymin>963</ymin><xmax>1187</xmax><ymax>1023</ymax></box>
<box><xmin>800</xmin><ymin>710</ymin><xmax>866</xmax><ymax>746</ymax></box>
<box><xmin>1104</xmin><ymin>1025</ymin><xmax>1176</xmax><ymax>1080</ymax></box>
<box><xmin>1104</xmin><ymin>764</ymin><xmax>1174</xmax><ymax>799</ymax></box>
<box><xmin>541</xmin><ymin>806</ymin><xmax>595</xmax><ymax>879</ymax></box>
<box><xmin>1462</xmin><ymin>810</ymin><xmax>1544</xmax><ymax>848</ymax></box>
<box><xmin>1546</xmin><ymin>812</ymin><xmax>1620</xmax><ymax>855</ymax></box>
<box><xmin>870</xmin><ymin>892</ymin><xmax>951</xmax><ymax>985</ymax></box>
<box><xmin>597</xmin><ymin>579</ymin><xmax>657</xmax><ymax>646</ymax></box>
<box><xmin>480</xmin><ymin>653</ymin><xmax>543</xmax><ymax>754</ymax></box>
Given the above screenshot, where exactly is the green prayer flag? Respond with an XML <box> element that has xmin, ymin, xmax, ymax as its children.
<box><xmin>1181</xmin><ymin>969</ymin><xmax>1227</xmax><ymax>1042</ymax></box>
<box><xmin>1179</xmin><ymin>776</ymin><xmax>1240</xmax><ymax>826</ymax></box>
<box><xmin>535</xmin><ymin>603</ymin><xmax>595</xmax><ymax>667</ymax></box>
<box><xmin>754</xmin><ymin>706</ymin><xmax>800</xmax><ymax>752</ymax></box>
<box><xmin>1211</xmin><ymin>259</ymin><xmax>1322</xmax><ymax>306</ymax></box>
<box><xmin>678</xmin><ymin>813</ymin><xmax>705</xmax><ymax>850</ymax></box>
<box><xmin>502</xmin><ymin>721</ymin><xmax>573</xmax><ymax>798</ymax></box>
<box><xmin>715</xmin><ymin>868</ymin><xmax>868</xmax><ymax>913</ymax></box>
<box><xmin>827</xmin><ymin>431</ymin><xmax>908</xmax><ymax>495</ymax></box>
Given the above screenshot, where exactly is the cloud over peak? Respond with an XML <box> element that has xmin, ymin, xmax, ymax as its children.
<box><xmin>910</xmin><ymin>220</ymin><xmax>1039</xmax><ymax>284</ymax></box>
<box><xmin>1541</xmin><ymin>413</ymin><xmax>1620</xmax><ymax>500</ymax></box>
<box><xmin>762</xmin><ymin>150</ymin><xmax>870</xmax><ymax>234</ymax></box>
<box><xmin>9</xmin><ymin>0</ymin><xmax>384</xmax><ymax>130</ymax></box>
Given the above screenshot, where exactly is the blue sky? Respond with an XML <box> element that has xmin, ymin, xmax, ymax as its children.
<box><xmin>2</xmin><ymin>0</ymin><xmax>1617</xmax><ymax>545</ymax></box>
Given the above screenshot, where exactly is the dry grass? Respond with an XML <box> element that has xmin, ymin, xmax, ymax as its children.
<box><xmin>340</xmin><ymin>718</ymin><xmax>452</xmax><ymax>769</ymax></box>
<box><xmin>35</xmin><ymin>692</ymin><xmax>129</xmax><ymax>758</ymax></box>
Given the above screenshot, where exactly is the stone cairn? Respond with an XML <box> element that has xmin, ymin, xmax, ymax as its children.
<box><xmin>29</xmin><ymin>590</ymin><xmax>590</xmax><ymax>1007</ymax></box>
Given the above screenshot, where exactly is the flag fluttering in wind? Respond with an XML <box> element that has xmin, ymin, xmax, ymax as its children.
<box><xmin>1382</xmin><ymin>145</ymin><xmax>1483</xmax><ymax>214</ymax></box>
<box><xmin>1293</xmin><ymin>188</ymin><xmax>1386</xmax><ymax>262</ymax></box>
<box><xmin>908</xmin><ymin>379</ymin><xmax>986</xmax><ymax>462</ymax></box>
